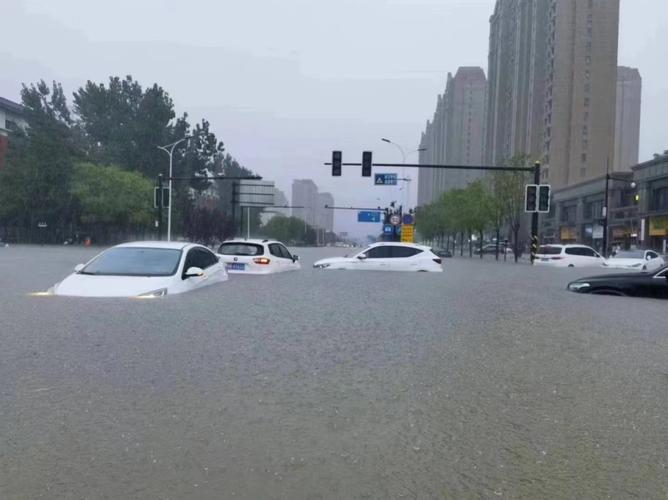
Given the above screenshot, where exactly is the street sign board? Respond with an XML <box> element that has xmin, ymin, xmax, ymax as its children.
<box><xmin>236</xmin><ymin>180</ymin><xmax>275</xmax><ymax>207</ymax></box>
<box><xmin>389</xmin><ymin>214</ymin><xmax>401</xmax><ymax>226</ymax></box>
<box><xmin>402</xmin><ymin>213</ymin><xmax>414</xmax><ymax>225</ymax></box>
<box><xmin>357</xmin><ymin>211</ymin><xmax>381</xmax><ymax>223</ymax></box>
<box><xmin>401</xmin><ymin>224</ymin><xmax>415</xmax><ymax>243</ymax></box>
<box><xmin>374</xmin><ymin>173</ymin><xmax>398</xmax><ymax>186</ymax></box>
<box><xmin>383</xmin><ymin>224</ymin><xmax>394</xmax><ymax>235</ymax></box>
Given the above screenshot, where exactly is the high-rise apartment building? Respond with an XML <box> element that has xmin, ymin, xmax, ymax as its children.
<box><xmin>318</xmin><ymin>192</ymin><xmax>334</xmax><ymax>232</ymax></box>
<box><xmin>417</xmin><ymin>67</ymin><xmax>487</xmax><ymax>206</ymax></box>
<box><xmin>485</xmin><ymin>0</ymin><xmax>620</xmax><ymax>189</ymax></box>
<box><xmin>291</xmin><ymin>179</ymin><xmax>319</xmax><ymax>227</ymax></box>
<box><xmin>614</xmin><ymin>66</ymin><xmax>641</xmax><ymax>171</ymax></box>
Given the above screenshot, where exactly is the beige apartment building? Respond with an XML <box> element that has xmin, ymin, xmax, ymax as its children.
<box><xmin>614</xmin><ymin>66</ymin><xmax>642</xmax><ymax>172</ymax></box>
<box><xmin>485</xmin><ymin>0</ymin><xmax>620</xmax><ymax>189</ymax></box>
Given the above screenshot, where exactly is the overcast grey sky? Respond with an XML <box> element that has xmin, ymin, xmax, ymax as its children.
<box><xmin>2</xmin><ymin>0</ymin><xmax>666</xmax><ymax>237</ymax></box>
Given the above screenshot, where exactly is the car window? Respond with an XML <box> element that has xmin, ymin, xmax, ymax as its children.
<box><xmin>218</xmin><ymin>243</ymin><xmax>264</xmax><ymax>256</ymax></box>
<box><xmin>365</xmin><ymin>246</ymin><xmax>391</xmax><ymax>258</ymax></box>
<box><xmin>538</xmin><ymin>245</ymin><xmax>562</xmax><ymax>255</ymax></box>
<box><xmin>647</xmin><ymin>251</ymin><xmax>659</xmax><ymax>259</ymax></box>
<box><xmin>613</xmin><ymin>250</ymin><xmax>644</xmax><ymax>259</ymax></box>
<box><xmin>198</xmin><ymin>248</ymin><xmax>219</xmax><ymax>268</ymax></box>
<box><xmin>278</xmin><ymin>244</ymin><xmax>292</xmax><ymax>260</ymax></box>
<box><xmin>391</xmin><ymin>246</ymin><xmax>423</xmax><ymax>258</ymax></box>
<box><xmin>268</xmin><ymin>243</ymin><xmax>284</xmax><ymax>258</ymax></box>
<box><xmin>565</xmin><ymin>247</ymin><xmax>582</xmax><ymax>256</ymax></box>
<box><xmin>579</xmin><ymin>247</ymin><xmax>597</xmax><ymax>257</ymax></box>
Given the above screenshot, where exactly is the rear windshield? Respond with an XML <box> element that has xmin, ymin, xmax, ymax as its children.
<box><xmin>218</xmin><ymin>243</ymin><xmax>264</xmax><ymax>256</ymax></box>
<box><xmin>538</xmin><ymin>245</ymin><xmax>562</xmax><ymax>255</ymax></box>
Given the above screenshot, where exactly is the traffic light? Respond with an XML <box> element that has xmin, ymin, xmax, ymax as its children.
<box><xmin>332</xmin><ymin>150</ymin><xmax>342</xmax><ymax>176</ymax></box>
<box><xmin>362</xmin><ymin>151</ymin><xmax>372</xmax><ymax>177</ymax></box>
<box><xmin>525</xmin><ymin>184</ymin><xmax>538</xmax><ymax>212</ymax></box>
<box><xmin>634</xmin><ymin>193</ymin><xmax>640</xmax><ymax>205</ymax></box>
<box><xmin>538</xmin><ymin>184</ymin><xmax>551</xmax><ymax>213</ymax></box>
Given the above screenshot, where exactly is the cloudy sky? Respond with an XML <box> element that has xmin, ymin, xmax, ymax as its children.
<box><xmin>2</xmin><ymin>0</ymin><xmax>666</xmax><ymax>237</ymax></box>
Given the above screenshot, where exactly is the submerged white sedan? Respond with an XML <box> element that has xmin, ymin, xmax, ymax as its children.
<box><xmin>313</xmin><ymin>242</ymin><xmax>443</xmax><ymax>272</ymax></box>
<box><xmin>217</xmin><ymin>239</ymin><xmax>301</xmax><ymax>274</ymax></box>
<box><xmin>603</xmin><ymin>249</ymin><xmax>665</xmax><ymax>272</ymax></box>
<box><xmin>50</xmin><ymin>241</ymin><xmax>228</xmax><ymax>297</ymax></box>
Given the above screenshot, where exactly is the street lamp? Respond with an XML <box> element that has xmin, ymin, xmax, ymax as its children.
<box><xmin>380</xmin><ymin>138</ymin><xmax>426</xmax><ymax>208</ymax></box>
<box><xmin>157</xmin><ymin>135</ymin><xmax>194</xmax><ymax>241</ymax></box>
<box><xmin>602</xmin><ymin>173</ymin><xmax>637</xmax><ymax>258</ymax></box>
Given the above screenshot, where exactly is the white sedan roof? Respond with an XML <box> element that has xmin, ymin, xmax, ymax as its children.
<box><xmin>368</xmin><ymin>241</ymin><xmax>431</xmax><ymax>250</ymax></box>
<box><xmin>222</xmin><ymin>239</ymin><xmax>279</xmax><ymax>245</ymax></box>
<box><xmin>115</xmin><ymin>241</ymin><xmax>193</xmax><ymax>250</ymax></box>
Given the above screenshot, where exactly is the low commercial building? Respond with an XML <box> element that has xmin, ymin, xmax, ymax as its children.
<box><xmin>539</xmin><ymin>154</ymin><xmax>668</xmax><ymax>253</ymax></box>
<box><xmin>0</xmin><ymin>96</ymin><xmax>27</xmax><ymax>168</ymax></box>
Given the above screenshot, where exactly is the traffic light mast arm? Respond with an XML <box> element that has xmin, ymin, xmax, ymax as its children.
<box><xmin>324</xmin><ymin>162</ymin><xmax>534</xmax><ymax>172</ymax></box>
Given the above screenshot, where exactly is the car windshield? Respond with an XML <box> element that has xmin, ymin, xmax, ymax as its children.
<box><xmin>612</xmin><ymin>251</ymin><xmax>645</xmax><ymax>259</ymax></box>
<box><xmin>218</xmin><ymin>243</ymin><xmax>264</xmax><ymax>256</ymax></box>
<box><xmin>81</xmin><ymin>248</ymin><xmax>182</xmax><ymax>276</ymax></box>
<box><xmin>538</xmin><ymin>246</ymin><xmax>562</xmax><ymax>255</ymax></box>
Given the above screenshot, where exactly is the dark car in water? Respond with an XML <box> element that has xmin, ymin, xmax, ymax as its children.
<box><xmin>432</xmin><ymin>247</ymin><xmax>453</xmax><ymax>258</ymax></box>
<box><xmin>567</xmin><ymin>265</ymin><xmax>668</xmax><ymax>298</ymax></box>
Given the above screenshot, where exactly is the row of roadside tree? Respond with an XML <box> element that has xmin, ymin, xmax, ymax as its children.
<box><xmin>415</xmin><ymin>155</ymin><xmax>531</xmax><ymax>262</ymax></box>
<box><xmin>0</xmin><ymin>76</ymin><xmax>256</xmax><ymax>245</ymax></box>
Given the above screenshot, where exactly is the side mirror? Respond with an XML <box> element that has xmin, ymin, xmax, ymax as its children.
<box><xmin>74</xmin><ymin>263</ymin><xmax>85</xmax><ymax>272</ymax></box>
<box><xmin>184</xmin><ymin>266</ymin><xmax>204</xmax><ymax>278</ymax></box>
<box><xmin>292</xmin><ymin>255</ymin><xmax>299</xmax><ymax>262</ymax></box>
<box><xmin>357</xmin><ymin>254</ymin><xmax>367</xmax><ymax>260</ymax></box>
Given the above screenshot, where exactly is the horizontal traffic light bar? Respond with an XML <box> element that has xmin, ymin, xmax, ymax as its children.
<box><xmin>162</xmin><ymin>175</ymin><xmax>263</xmax><ymax>181</ymax></box>
<box><xmin>324</xmin><ymin>162</ymin><xmax>534</xmax><ymax>172</ymax></box>
<box><xmin>323</xmin><ymin>205</ymin><xmax>384</xmax><ymax>211</ymax></box>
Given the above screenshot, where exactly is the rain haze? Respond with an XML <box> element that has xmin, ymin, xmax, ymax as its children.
<box><xmin>1</xmin><ymin>0</ymin><xmax>667</xmax><ymax>238</ymax></box>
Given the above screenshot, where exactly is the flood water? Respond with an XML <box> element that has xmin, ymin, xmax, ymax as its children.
<box><xmin>1</xmin><ymin>245</ymin><xmax>666</xmax><ymax>499</ymax></box>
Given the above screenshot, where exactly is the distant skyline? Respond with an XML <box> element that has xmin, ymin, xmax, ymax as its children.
<box><xmin>1</xmin><ymin>0</ymin><xmax>666</xmax><ymax>237</ymax></box>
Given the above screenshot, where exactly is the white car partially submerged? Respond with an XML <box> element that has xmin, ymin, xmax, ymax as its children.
<box><xmin>50</xmin><ymin>241</ymin><xmax>228</xmax><ymax>297</ymax></box>
<box><xmin>534</xmin><ymin>244</ymin><xmax>604</xmax><ymax>267</ymax></box>
<box><xmin>603</xmin><ymin>249</ymin><xmax>664</xmax><ymax>272</ymax></box>
<box><xmin>217</xmin><ymin>239</ymin><xmax>301</xmax><ymax>274</ymax></box>
<box><xmin>313</xmin><ymin>242</ymin><xmax>443</xmax><ymax>272</ymax></box>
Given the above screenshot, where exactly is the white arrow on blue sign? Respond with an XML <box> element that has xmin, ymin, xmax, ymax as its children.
<box><xmin>357</xmin><ymin>211</ymin><xmax>381</xmax><ymax>223</ymax></box>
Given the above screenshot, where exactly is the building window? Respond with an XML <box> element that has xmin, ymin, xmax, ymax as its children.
<box><xmin>561</xmin><ymin>205</ymin><xmax>576</xmax><ymax>223</ymax></box>
<box><xmin>584</xmin><ymin>97</ymin><xmax>590</xmax><ymax>107</ymax></box>
<box><xmin>584</xmin><ymin>200</ymin><xmax>603</xmax><ymax>219</ymax></box>
<box><xmin>580</xmin><ymin>167</ymin><xmax>587</xmax><ymax>178</ymax></box>
<box><xmin>581</xmin><ymin>153</ymin><xmax>587</xmax><ymax>162</ymax></box>
<box><xmin>651</xmin><ymin>186</ymin><xmax>668</xmax><ymax>210</ymax></box>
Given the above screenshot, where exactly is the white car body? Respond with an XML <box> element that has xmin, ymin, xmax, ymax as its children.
<box><xmin>534</xmin><ymin>244</ymin><xmax>604</xmax><ymax>268</ymax></box>
<box><xmin>313</xmin><ymin>242</ymin><xmax>443</xmax><ymax>272</ymax></box>
<box><xmin>51</xmin><ymin>241</ymin><xmax>228</xmax><ymax>297</ymax></box>
<box><xmin>603</xmin><ymin>249</ymin><xmax>664</xmax><ymax>272</ymax></box>
<box><xmin>217</xmin><ymin>239</ymin><xmax>301</xmax><ymax>274</ymax></box>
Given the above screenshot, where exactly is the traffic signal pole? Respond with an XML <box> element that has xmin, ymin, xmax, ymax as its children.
<box><xmin>530</xmin><ymin>161</ymin><xmax>541</xmax><ymax>265</ymax></box>
<box><xmin>157</xmin><ymin>174</ymin><xmax>164</xmax><ymax>241</ymax></box>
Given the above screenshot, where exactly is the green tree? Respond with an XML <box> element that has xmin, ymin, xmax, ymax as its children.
<box><xmin>71</xmin><ymin>162</ymin><xmax>154</xmax><ymax>242</ymax></box>
<box><xmin>261</xmin><ymin>216</ymin><xmax>316</xmax><ymax>245</ymax></box>
<box><xmin>493</xmin><ymin>154</ymin><xmax>532</xmax><ymax>262</ymax></box>
<box><xmin>0</xmin><ymin>80</ymin><xmax>76</xmax><ymax>242</ymax></box>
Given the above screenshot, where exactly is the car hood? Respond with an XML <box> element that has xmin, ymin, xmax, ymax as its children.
<box><xmin>604</xmin><ymin>258</ymin><xmax>645</xmax><ymax>267</ymax></box>
<box><xmin>571</xmin><ymin>271</ymin><xmax>650</xmax><ymax>283</ymax></box>
<box><xmin>313</xmin><ymin>256</ymin><xmax>356</xmax><ymax>266</ymax></box>
<box><xmin>53</xmin><ymin>274</ymin><xmax>173</xmax><ymax>297</ymax></box>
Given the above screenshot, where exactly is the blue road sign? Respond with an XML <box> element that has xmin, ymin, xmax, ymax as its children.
<box><xmin>357</xmin><ymin>211</ymin><xmax>381</xmax><ymax>223</ymax></box>
<box><xmin>383</xmin><ymin>224</ymin><xmax>394</xmax><ymax>234</ymax></box>
<box><xmin>374</xmin><ymin>173</ymin><xmax>398</xmax><ymax>186</ymax></box>
<box><xmin>402</xmin><ymin>213</ymin><xmax>414</xmax><ymax>225</ymax></box>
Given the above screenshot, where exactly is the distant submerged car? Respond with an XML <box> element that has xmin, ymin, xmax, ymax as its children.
<box><xmin>217</xmin><ymin>239</ymin><xmax>300</xmax><ymax>274</ymax></box>
<box><xmin>313</xmin><ymin>242</ymin><xmax>443</xmax><ymax>272</ymax></box>
<box><xmin>50</xmin><ymin>241</ymin><xmax>228</xmax><ymax>297</ymax></box>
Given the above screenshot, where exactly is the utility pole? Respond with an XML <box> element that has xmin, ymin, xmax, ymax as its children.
<box><xmin>157</xmin><ymin>174</ymin><xmax>164</xmax><ymax>241</ymax></box>
<box><xmin>530</xmin><ymin>161</ymin><xmax>541</xmax><ymax>264</ymax></box>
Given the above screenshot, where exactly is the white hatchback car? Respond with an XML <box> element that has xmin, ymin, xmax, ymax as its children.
<box><xmin>313</xmin><ymin>242</ymin><xmax>443</xmax><ymax>272</ymax></box>
<box><xmin>217</xmin><ymin>239</ymin><xmax>301</xmax><ymax>274</ymax></box>
<box><xmin>534</xmin><ymin>244</ymin><xmax>604</xmax><ymax>267</ymax></box>
<box><xmin>603</xmin><ymin>249</ymin><xmax>665</xmax><ymax>272</ymax></box>
<box><xmin>50</xmin><ymin>241</ymin><xmax>228</xmax><ymax>297</ymax></box>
